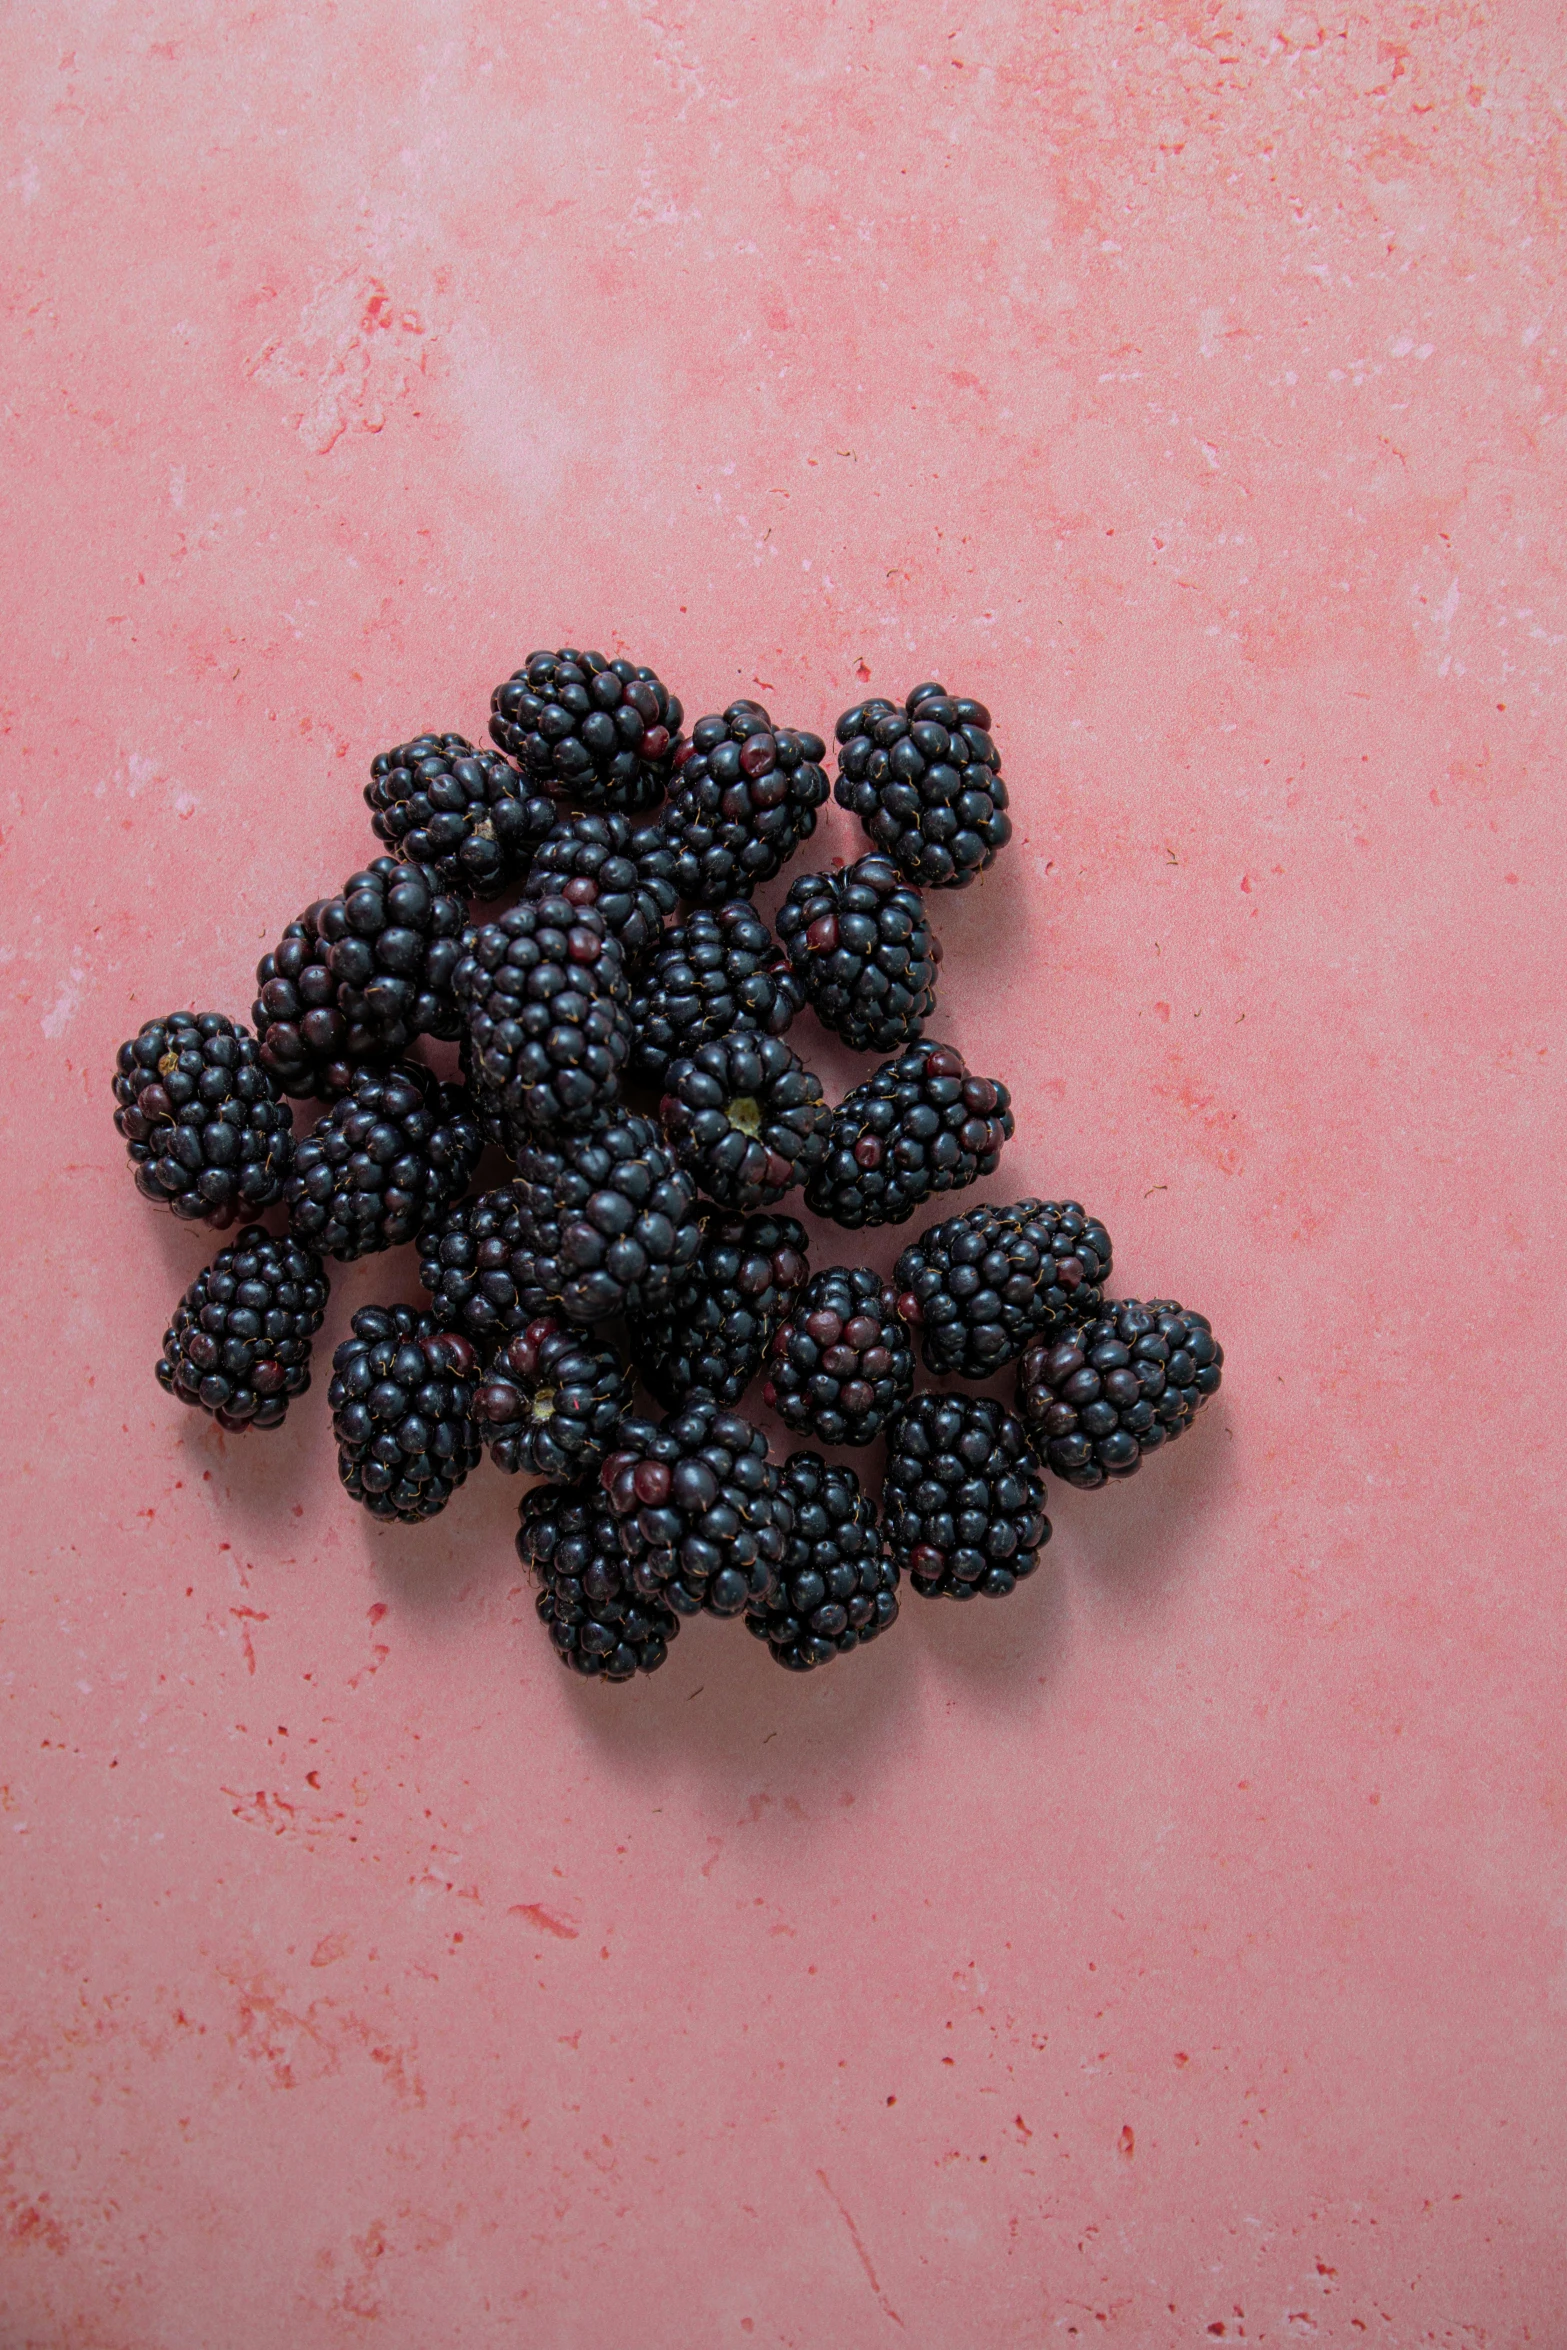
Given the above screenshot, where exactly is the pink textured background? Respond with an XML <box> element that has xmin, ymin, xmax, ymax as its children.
<box><xmin>3</xmin><ymin>4</ymin><xmax>1564</xmax><ymax>2343</ymax></box>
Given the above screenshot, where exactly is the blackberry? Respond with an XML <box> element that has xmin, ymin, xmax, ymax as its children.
<box><xmin>489</xmin><ymin>648</ymin><xmax>683</xmax><ymax>813</ymax></box>
<box><xmin>285</xmin><ymin>1063</ymin><xmax>481</xmax><ymax>1261</ymax></box>
<box><xmin>519</xmin><ymin>1482</ymin><xmax>679</xmax><ymax>1681</ymax></box>
<box><xmin>601</xmin><ymin>1401</ymin><xmax>793</xmax><ymax>1618</ymax></box>
<box><xmin>520</xmin><ymin>811</ymin><xmax>679</xmax><ymax>969</ymax></box>
<box><xmin>763</xmin><ymin>1267</ymin><xmax>913</xmax><ymax>1447</ymax></box>
<box><xmin>834</xmin><ymin>681</ymin><xmax>1011</xmax><ymax>888</ymax></box>
<box><xmin>113</xmin><ymin>1011</ymin><xmax>294</xmax><ymax>1226</ymax></box>
<box><xmin>365</xmin><ymin>732</ymin><xmax>556</xmax><ymax>899</ymax></box>
<box><xmin>661</xmin><ymin>702</ymin><xmax>828</xmax><ymax>903</ymax></box>
<box><xmin>453</xmin><ymin>895</ymin><xmax>632</xmax><ymax>1142</ymax></box>
<box><xmin>805</xmin><ymin>1043</ymin><xmax>1013</xmax><ymax>1231</ymax></box>
<box><xmin>629</xmin><ymin>902</ymin><xmax>803</xmax><ymax>1086</ymax></box>
<box><xmin>894</xmin><ymin>1199</ymin><xmax>1113</xmax><ymax>1381</ymax></box>
<box><xmin>473</xmin><ymin>1317</ymin><xmax>632</xmax><ymax>1481</ymax></box>
<box><xmin>659</xmin><ymin>1033</ymin><xmax>830</xmax><ymax>1212</ymax></box>
<box><xmin>418</xmin><ymin>1181</ymin><xmax>534</xmax><ymax>1344</ymax></box>
<box><xmin>745</xmin><ymin>1454</ymin><xmax>899</xmax><ymax>1672</ymax></box>
<box><xmin>627</xmin><ymin>1210</ymin><xmax>809</xmax><ymax>1409</ymax></box>
<box><xmin>1017</xmin><ymin>1300</ymin><xmax>1224</xmax><ymax>1489</ymax></box>
<box><xmin>328</xmin><ymin>1305</ymin><xmax>481</xmax><ymax>1523</ymax></box>
<box><xmin>156</xmin><ymin>1226</ymin><xmax>327</xmax><ymax>1432</ymax></box>
<box><xmin>775</xmin><ymin>854</ymin><xmax>941</xmax><ymax>1053</ymax></box>
<box><xmin>883</xmin><ymin>1393</ymin><xmax>1050</xmax><ymax>1600</ymax></box>
<box><xmin>510</xmin><ymin>1112</ymin><xmax>702</xmax><ymax>1323</ymax></box>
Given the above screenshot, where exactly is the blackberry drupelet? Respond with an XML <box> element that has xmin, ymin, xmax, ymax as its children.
<box><xmin>834</xmin><ymin>681</ymin><xmax>1011</xmax><ymax>888</ymax></box>
<box><xmin>328</xmin><ymin>1305</ymin><xmax>480</xmax><ymax>1523</ymax></box>
<box><xmin>746</xmin><ymin>1454</ymin><xmax>899</xmax><ymax>1672</ymax></box>
<box><xmin>1017</xmin><ymin>1300</ymin><xmax>1224</xmax><ymax>1488</ymax></box>
<box><xmin>883</xmin><ymin>1393</ymin><xmax>1050</xmax><ymax>1600</ymax></box>
<box><xmin>113</xmin><ymin>1011</ymin><xmax>294</xmax><ymax>1226</ymax></box>
<box><xmin>805</xmin><ymin>1042</ymin><xmax>1013</xmax><ymax>1230</ymax></box>
<box><xmin>489</xmin><ymin>648</ymin><xmax>683</xmax><ymax>813</ymax></box>
<box><xmin>894</xmin><ymin>1198</ymin><xmax>1113</xmax><ymax>1381</ymax></box>
<box><xmin>775</xmin><ymin>853</ymin><xmax>941</xmax><ymax>1053</ymax></box>
<box><xmin>661</xmin><ymin>701</ymin><xmax>828</xmax><ymax>902</ymax></box>
<box><xmin>472</xmin><ymin>1317</ymin><xmax>632</xmax><ymax>1481</ymax></box>
<box><xmin>510</xmin><ymin>1112</ymin><xmax>702</xmax><ymax>1322</ymax></box>
<box><xmin>519</xmin><ymin>1482</ymin><xmax>679</xmax><ymax>1681</ymax></box>
<box><xmin>659</xmin><ymin>1033</ymin><xmax>830</xmax><ymax>1212</ymax></box>
<box><xmin>629</xmin><ymin>902</ymin><xmax>803</xmax><ymax>1086</ymax></box>
<box><xmin>453</xmin><ymin>895</ymin><xmax>632</xmax><ymax>1141</ymax></box>
<box><xmin>156</xmin><ymin>1226</ymin><xmax>327</xmax><ymax>1432</ymax></box>
<box><xmin>520</xmin><ymin>811</ymin><xmax>679</xmax><ymax>968</ymax></box>
<box><xmin>763</xmin><ymin>1266</ymin><xmax>913</xmax><ymax>1447</ymax></box>
<box><xmin>366</xmin><ymin>733</ymin><xmax>556</xmax><ymax>899</ymax></box>
<box><xmin>418</xmin><ymin>1181</ymin><xmax>534</xmax><ymax>1344</ymax></box>
<box><xmin>626</xmin><ymin>1209</ymin><xmax>809</xmax><ymax>1409</ymax></box>
<box><xmin>285</xmin><ymin>1063</ymin><xmax>481</xmax><ymax>1261</ymax></box>
<box><xmin>601</xmin><ymin>1401</ymin><xmax>793</xmax><ymax>1618</ymax></box>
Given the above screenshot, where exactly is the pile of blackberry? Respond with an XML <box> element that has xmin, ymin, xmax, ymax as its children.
<box><xmin>120</xmin><ymin>646</ymin><xmax>1224</xmax><ymax>1691</ymax></box>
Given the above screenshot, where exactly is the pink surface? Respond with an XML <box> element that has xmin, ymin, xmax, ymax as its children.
<box><xmin>3</xmin><ymin>5</ymin><xmax>1564</xmax><ymax>2343</ymax></box>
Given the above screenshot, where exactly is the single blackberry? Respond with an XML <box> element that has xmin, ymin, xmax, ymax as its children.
<box><xmin>775</xmin><ymin>854</ymin><xmax>941</xmax><ymax>1053</ymax></box>
<box><xmin>519</xmin><ymin>1481</ymin><xmax>679</xmax><ymax>1681</ymax></box>
<box><xmin>472</xmin><ymin>1316</ymin><xmax>632</xmax><ymax>1481</ymax></box>
<box><xmin>883</xmin><ymin>1393</ymin><xmax>1050</xmax><ymax>1600</ymax></box>
<box><xmin>763</xmin><ymin>1267</ymin><xmax>913</xmax><ymax>1447</ymax></box>
<box><xmin>156</xmin><ymin>1225</ymin><xmax>327</xmax><ymax>1432</ymax></box>
<box><xmin>745</xmin><ymin>1454</ymin><xmax>899</xmax><ymax>1672</ymax></box>
<box><xmin>328</xmin><ymin>1305</ymin><xmax>481</xmax><ymax>1523</ymax></box>
<box><xmin>601</xmin><ymin>1401</ymin><xmax>793</xmax><ymax>1618</ymax></box>
<box><xmin>365</xmin><ymin>732</ymin><xmax>557</xmax><ymax>898</ymax></box>
<box><xmin>285</xmin><ymin>1063</ymin><xmax>481</xmax><ymax>1261</ymax></box>
<box><xmin>453</xmin><ymin>895</ymin><xmax>632</xmax><ymax>1141</ymax></box>
<box><xmin>626</xmin><ymin>1210</ymin><xmax>809</xmax><ymax>1409</ymax></box>
<box><xmin>894</xmin><ymin>1199</ymin><xmax>1113</xmax><ymax>1381</ymax></box>
<box><xmin>511</xmin><ymin>1112</ymin><xmax>702</xmax><ymax>1322</ymax></box>
<box><xmin>418</xmin><ymin>1181</ymin><xmax>534</xmax><ymax>1344</ymax></box>
<box><xmin>629</xmin><ymin>902</ymin><xmax>803</xmax><ymax>1086</ymax></box>
<box><xmin>113</xmin><ymin>1012</ymin><xmax>294</xmax><ymax>1226</ymax></box>
<box><xmin>659</xmin><ymin>1033</ymin><xmax>830</xmax><ymax>1212</ymax></box>
<box><xmin>806</xmin><ymin>1043</ymin><xmax>1013</xmax><ymax>1231</ymax></box>
<box><xmin>1017</xmin><ymin>1300</ymin><xmax>1223</xmax><ymax>1489</ymax></box>
<box><xmin>834</xmin><ymin>681</ymin><xmax>1011</xmax><ymax>889</ymax></box>
<box><xmin>661</xmin><ymin>701</ymin><xmax>828</xmax><ymax>903</ymax></box>
<box><xmin>489</xmin><ymin>648</ymin><xmax>683</xmax><ymax>813</ymax></box>
<box><xmin>519</xmin><ymin>811</ymin><xmax>679</xmax><ymax>968</ymax></box>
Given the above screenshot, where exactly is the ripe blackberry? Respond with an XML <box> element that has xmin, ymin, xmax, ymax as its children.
<box><xmin>659</xmin><ymin>1033</ymin><xmax>830</xmax><ymax>1212</ymax></box>
<box><xmin>328</xmin><ymin>1305</ymin><xmax>481</xmax><ymax>1523</ymax></box>
<box><xmin>511</xmin><ymin>1113</ymin><xmax>702</xmax><ymax>1323</ymax></box>
<box><xmin>1017</xmin><ymin>1300</ymin><xmax>1224</xmax><ymax>1489</ymax></box>
<box><xmin>775</xmin><ymin>854</ymin><xmax>941</xmax><ymax>1053</ymax></box>
<box><xmin>661</xmin><ymin>701</ymin><xmax>828</xmax><ymax>903</ymax></box>
<box><xmin>626</xmin><ymin>1210</ymin><xmax>809</xmax><ymax>1409</ymax></box>
<box><xmin>520</xmin><ymin>811</ymin><xmax>679</xmax><ymax>968</ymax></box>
<box><xmin>763</xmin><ymin>1267</ymin><xmax>913</xmax><ymax>1447</ymax></box>
<box><xmin>894</xmin><ymin>1199</ymin><xmax>1113</xmax><ymax>1380</ymax></box>
<box><xmin>113</xmin><ymin>1011</ymin><xmax>294</xmax><ymax>1226</ymax></box>
<box><xmin>285</xmin><ymin>1064</ymin><xmax>481</xmax><ymax>1261</ymax></box>
<box><xmin>601</xmin><ymin>1401</ymin><xmax>793</xmax><ymax>1618</ymax></box>
<box><xmin>745</xmin><ymin>1454</ymin><xmax>899</xmax><ymax>1672</ymax></box>
<box><xmin>418</xmin><ymin>1181</ymin><xmax>533</xmax><ymax>1344</ymax></box>
<box><xmin>629</xmin><ymin>902</ymin><xmax>803</xmax><ymax>1086</ymax></box>
<box><xmin>365</xmin><ymin>732</ymin><xmax>556</xmax><ymax>899</ymax></box>
<box><xmin>472</xmin><ymin>1317</ymin><xmax>632</xmax><ymax>1481</ymax></box>
<box><xmin>834</xmin><ymin>681</ymin><xmax>1011</xmax><ymax>888</ymax></box>
<box><xmin>489</xmin><ymin>648</ymin><xmax>683</xmax><ymax>813</ymax></box>
<box><xmin>883</xmin><ymin>1394</ymin><xmax>1050</xmax><ymax>1600</ymax></box>
<box><xmin>805</xmin><ymin>1042</ymin><xmax>1013</xmax><ymax>1230</ymax></box>
<box><xmin>453</xmin><ymin>895</ymin><xmax>632</xmax><ymax>1141</ymax></box>
<box><xmin>519</xmin><ymin>1482</ymin><xmax>680</xmax><ymax>1681</ymax></box>
<box><xmin>156</xmin><ymin>1226</ymin><xmax>327</xmax><ymax>1432</ymax></box>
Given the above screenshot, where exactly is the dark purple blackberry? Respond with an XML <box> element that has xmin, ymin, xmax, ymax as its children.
<box><xmin>894</xmin><ymin>1199</ymin><xmax>1113</xmax><ymax>1381</ymax></box>
<box><xmin>113</xmin><ymin>1012</ymin><xmax>294</xmax><ymax>1226</ymax></box>
<box><xmin>489</xmin><ymin>648</ymin><xmax>683</xmax><ymax>813</ymax></box>
<box><xmin>601</xmin><ymin>1401</ymin><xmax>793</xmax><ymax>1619</ymax></box>
<box><xmin>156</xmin><ymin>1226</ymin><xmax>327</xmax><ymax>1432</ymax></box>
<box><xmin>834</xmin><ymin>681</ymin><xmax>1011</xmax><ymax>889</ymax></box>
<box><xmin>883</xmin><ymin>1393</ymin><xmax>1050</xmax><ymax>1600</ymax></box>
<box><xmin>519</xmin><ymin>1481</ymin><xmax>679</xmax><ymax>1681</ymax></box>
<box><xmin>519</xmin><ymin>811</ymin><xmax>679</xmax><ymax>968</ymax></box>
<box><xmin>745</xmin><ymin>1454</ymin><xmax>899</xmax><ymax>1671</ymax></box>
<box><xmin>453</xmin><ymin>895</ymin><xmax>632</xmax><ymax>1142</ymax></box>
<box><xmin>805</xmin><ymin>1043</ymin><xmax>1013</xmax><ymax>1231</ymax></box>
<box><xmin>629</xmin><ymin>902</ymin><xmax>803</xmax><ymax>1086</ymax></box>
<box><xmin>472</xmin><ymin>1316</ymin><xmax>632</xmax><ymax>1481</ymax></box>
<box><xmin>775</xmin><ymin>854</ymin><xmax>941</xmax><ymax>1053</ymax></box>
<box><xmin>328</xmin><ymin>1305</ymin><xmax>481</xmax><ymax>1523</ymax></box>
<box><xmin>365</xmin><ymin>732</ymin><xmax>556</xmax><ymax>899</ymax></box>
<box><xmin>659</xmin><ymin>1033</ymin><xmax>830</xmax><ymax>1212</ymax></box>
<box><xmin>418</xmin><ymin>1181</ymin><xmax>533</xmax><ymax>1344</ymax></box>
<box><xmin>285</xmin><ymin>1064</ymin><xmax>481</xmax><ymax>1261</ymax></box>
<box><xmin>661</xmin><ymin>702</ymin><xmax>828</xmax><ymax>902</ymax></box>
<box><xmin>510</xmin><ymin>1113</ymin><xmax>702</xmax><ymax>1323</ymax></box>
<box><xmin>763</xmin><ymin>1266</ymin><xmax>913</xmax><ymax>1447</ymax></box>
<box><xmin>626</xmin><ymin>1210</ymin><xmax>809</xmax><ymax>1409</ymax></box>
<box><xmin>1017</xmin><ymin>1300</ymin><xmax>1223</xmax><ymax>1489</ymax></box>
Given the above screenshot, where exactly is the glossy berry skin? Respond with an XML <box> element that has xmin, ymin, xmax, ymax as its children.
<box><xmin>520</xmin><ymin>811</ymin><xmax>680</xmax><ymax>970</ymax></box>
<box><xmin>328</xmin><ymin>1305</ymin><xmax>480</xmax><ymax>1523</ymax></box>
<box><xmin>764</xmin><ymin>1266</ymin><xmax>913</xmax><ymax>1448</ymax></box>
<box><xmin>511</xmin><ymin>1112</ymin><xmax>702</xmax><ymax>1323</ymax></box>
<box><xmin>601</xmin><ymin>1402</ymin><xmax>793</xmax><ymax>1619</ymax></box>
<box><xmin>746</xmin><ymin>1454</ymin><xmax>899</xmax><ymax>1672</ymax></box>
<box><xmin>365</xmin><ymin>733</ymin><xmax>557</xmax><ymax>899</ymax></box>
<box><xmin>157</xmin><ymin>1226</ymin><xmax>327</xmax><ymax>1432</ymax></box>
<box><xmin>661</xmin><ymin>701</ymin><xmax>829</xmax><ymax>903</ymax></box>
<box><xmin>660</xmin><ymin>1032</ymin><xmax>830</xmax><ymax>1213</ymax></box>
<box><xmin>113</xmin><ymin>1012</ymin><xmax>294</xmax><ymax>1226</ymax></box>
<box><xmin>418</xmin><ymin>1181</ymin><xmax>534</xmax><ymax>1344</ymax></box>
<box><xmin>805</xmin><ymin>1041</ymin><xmax>1013</xmax><ymax>1230</ymax></box>
<box><xmin>1017</xmin><ymin>1300</ymin><xmax>1224</xmax><ymax>1488</ymax></box>
<box><xmin>627</xmin><ymin>1209</ymin><xmax>809</xmax><ymax>1410</ymax></box>
<box><xmin>472</xmin><ymin>1317</ymin><xmax>632</xmax><ymax>1481</ymax></box>
<box><xmin>629</xmin><ymin>902</ymin><xmax>803</xmax><ymax>1086</ymax></box>
<box><xmin>519</xmin><ymin>1482</ymin><xmax>679</xmax><ymax>1681</ymax></box>
<box><xmin>489</xmin><ymin>648</ymin><xmax>683</xmax><ymax>814</ymax></box>
<box><xmin>775</xmin><ymin>854</ymin><xmax>941</xmax><ymax>1054</ymax></box>
<box><xmin>285</xmin><ymin>1064</ymin><xmax>480</xmax><ymax>1261</ymax></box>
<box><xmin>883</xmin><ymin>1394</ymin><xmax>1050</xmax><ymax>1600</ymax></box>
<box><xmin>834</xmin><ymin>681</ymin><xmax>1011</xmax><ymax>889</ymax></box>
<box><xmin>453</xmin><ymin>894</ymin><xmax>632</xmax><ymax>1142</ymax></box>
<box><xmin>894</xmin><ymin>1198</ymin><xmax>1113</xmax><ymax>1381</ymax></box>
